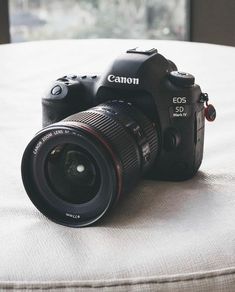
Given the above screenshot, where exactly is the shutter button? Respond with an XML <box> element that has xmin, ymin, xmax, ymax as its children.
<box><xmin>51</xmin><ymin>85</ymin><xmax>62</xmax><ymax>95</ymax></box>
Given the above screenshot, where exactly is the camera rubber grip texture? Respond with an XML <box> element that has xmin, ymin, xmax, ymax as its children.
<box><xmin>59</xmin><ymin>103</ymin><xmax>158</xmax><ymax>195</ymax></box>
<box><xmin>42</xmin><ymin>99</ymin><xmax>73</xmax><ymax>127</ymax></box>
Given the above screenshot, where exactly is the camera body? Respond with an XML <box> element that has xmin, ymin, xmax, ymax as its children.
<box><xmin>43</xmin><ymin>48</ymin><xmax>205</xmax><ymax>181</ymax></box>
<box><xmin>21</xmin><ymin>47</ymin><xmax>212</xmax><ymax>227</ymax></box>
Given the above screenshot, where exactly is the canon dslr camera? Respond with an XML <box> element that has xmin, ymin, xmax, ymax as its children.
<box><xmin>21</xmin><ymin>48</ymin><xmax>216</xmax><ymax>227</ymax></box>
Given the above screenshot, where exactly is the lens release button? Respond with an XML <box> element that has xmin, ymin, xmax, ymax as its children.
<box><xmin>164</xmin><ymin>128</ymin><xmax>181</xmax><ymax>151</ymax></box>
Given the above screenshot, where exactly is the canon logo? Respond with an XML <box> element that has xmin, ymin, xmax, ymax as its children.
<box><xmin>107</xmin><ymin>74</ymin><xmax>139</xmax><ymax>85</ymax></box>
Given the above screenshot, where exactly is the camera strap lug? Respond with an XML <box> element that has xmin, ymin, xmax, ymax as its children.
<box><xmin>200</xmin><ymin>93</ymin><xmax>216</xmax><ymax>122</ymax></box>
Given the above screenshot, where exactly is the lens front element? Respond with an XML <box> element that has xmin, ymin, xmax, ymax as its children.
<box><xmin>46</xmin><ymin>144</ymin><xmax>100</xmax><ymax>204</ymax></box>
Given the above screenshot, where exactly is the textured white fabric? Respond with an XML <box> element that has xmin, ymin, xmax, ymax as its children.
<box><xmin>0</xmin><ymin>40</ymin><xmax>235</xmax><ymax>291</ymax></box>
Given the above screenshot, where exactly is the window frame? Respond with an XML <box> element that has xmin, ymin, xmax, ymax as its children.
<box><xmin>0</xmin><ymin>0</ymin><xmax>10</xmax><ymax>44</ymax></box>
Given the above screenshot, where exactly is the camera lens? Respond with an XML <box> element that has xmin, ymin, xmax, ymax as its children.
<box><xmin>21</xmin><ymin>100</ymin><xmax>159</xmax><ymax>227</ymax></box>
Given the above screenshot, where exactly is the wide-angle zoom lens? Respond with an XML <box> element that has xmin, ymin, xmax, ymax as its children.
<box><xmin>21</xmin><ymin>100</ymin><xmax>159</xmax><ymax>227</ymax></box>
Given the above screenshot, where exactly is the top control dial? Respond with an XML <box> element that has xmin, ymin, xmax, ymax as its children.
<box><xmin>169</xmin><ymin>71</ymin><xmax>195</xmax><ymax>87</ymax></box>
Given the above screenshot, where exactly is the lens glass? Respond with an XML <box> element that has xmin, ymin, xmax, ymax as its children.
<box><xmin>45</xmin><ymin>143</ymin><xmax>101</xmax><ymax>204</ymax></box>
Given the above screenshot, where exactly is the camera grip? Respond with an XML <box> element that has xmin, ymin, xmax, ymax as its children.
<box><xmin>42</xmin><ymin>79</ymin><xmax>90</xmax><ymax>127</ymax></box>
<box><xmin>42</xmin><ymin>98</ymin><xmax>74</xmax><ymax>127</ymax></box>
<box><xmin>42</xmin><ymin>81</ymin><xmax>74</xmax><ymax>127</ymax></box>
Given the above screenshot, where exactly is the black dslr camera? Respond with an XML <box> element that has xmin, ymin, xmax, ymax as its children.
<box><xmin>21</xmin><ymin>48</ymin><xmax>216</xmax><ymax>227</ymax></box>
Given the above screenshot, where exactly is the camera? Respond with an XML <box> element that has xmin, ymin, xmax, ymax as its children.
<box><xmin>21</xmin><ymin>47</ymin><xmax>215</xmax><ymax>227</ymax></box>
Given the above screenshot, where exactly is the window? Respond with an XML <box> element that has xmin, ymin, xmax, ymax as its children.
<box><xmin>9</xmin><ymin>0</ymin><xmax>189</xmax><ymax>42</ymax></box>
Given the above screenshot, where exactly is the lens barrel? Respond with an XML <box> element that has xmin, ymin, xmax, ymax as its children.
<box><xmin>21</xmin><ymin>100</ymin><xmax>158</xmax><ymax>227</ymax></box>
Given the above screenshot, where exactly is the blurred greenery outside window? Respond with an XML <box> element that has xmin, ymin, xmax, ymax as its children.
<box><xmin>9</xmin><ymin>0</ymin><xmax>189</xmax><ymax>42</ymax></box>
